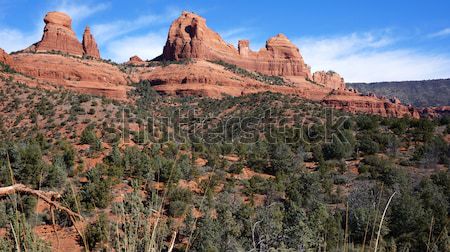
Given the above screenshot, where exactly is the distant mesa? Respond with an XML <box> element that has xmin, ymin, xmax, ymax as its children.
<box><xmin>24</xmin><ymin>11</ymin><xmax>101</xmax><ymax>58</ymax></box>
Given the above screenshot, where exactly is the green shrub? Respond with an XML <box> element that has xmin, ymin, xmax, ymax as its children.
<box><xmin>123</xmin><ymin>146</ymin><xmax>154</xmax><ymax>180</ymax></box>
<box><xmin>356</xmin><ymin>115</ymin><xmax>379</xmax><ymax>131</ymax></box>
<box><xmin>80</xmin><ymin>167</ymin><xmax>112</xmax><ymax>211</ymax></box>
<box><xmin>323</xmin><ymin>134</ymin><xmax>354</xmax><ymax>160</ymax></box>
<box><xmin>168</xmin><ymin>187</ymin><xmax>193</xmax><ymax>217</ymax></box>
<box><xmin>358</xmin><ymin>135</ymin><xmax>380</xmax><ymax>154</ymax></box>
<box><xmin>84</xmin><ymin>213</ymin><xmax>109</xmax><ymax>251</ymax></box>
<box><xmin>80</xmin><ymin>125</ymin><xmax>97</xmax><ymax>144</ymax></box>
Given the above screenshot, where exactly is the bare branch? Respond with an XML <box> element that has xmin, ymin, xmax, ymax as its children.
<box><xmin>0</xmin><ymin>184</ymin><xmax>83</xmax><ymax>220</ymax></box>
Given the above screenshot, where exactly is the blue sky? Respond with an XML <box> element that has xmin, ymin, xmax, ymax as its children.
<box><xmin>0</xmin><ymin>0</ymin><xmax>449</xmax><ymax>82</ymax></box>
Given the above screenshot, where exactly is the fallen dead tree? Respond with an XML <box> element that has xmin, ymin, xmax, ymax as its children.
<box><xmin>0</xmin><ymin>183</ymin><xmax>83</xmax><ymax>220</ymax></box>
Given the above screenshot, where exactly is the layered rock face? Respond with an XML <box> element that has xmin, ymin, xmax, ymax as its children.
<box><xmin>13</xmin><ymin>53</ymin><xmax>129</xmax><ymax>99</ymax></box>
<box><xmin>82</xmin><ymin>26</ymin><xmax>100</xmax><ymax>58</ymax></box>
<box><xmin>0</xmin><ymin>48</ymin><xmax>13</xmax><ymax>66</ymax></box>
<box><xmin>313</xmin><ymin>71</ymin><xmax>345</xmax><ymax>90</ymax></box>
<box><xmin>135</xmin><ymin>60</ymin><xmax>318</xmax><ymax>98</ymax></box>
<box><xmin>322</xmin><ymin>90</ymin><xmax>419</xmax><ymax>118</ymax></box>
<box><xmin>33</xmin><ymin>12</ymin><xmax>84</xmax><ymax>56</ymax></box>
<box><xmin>161</xmin><ymin>12</ymin><xmax>311</xmax><ymax>77</ymax></box>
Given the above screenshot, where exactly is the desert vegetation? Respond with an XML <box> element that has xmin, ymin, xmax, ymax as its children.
<box><xmin>211</xmin><ymin>60</ymin><xmax>289</xmax><ymax>86</ymax></box>
<box><xmin>0</xmin><ymin>76</ymin><xmax>449</xmax><ymax>251</ymax></box>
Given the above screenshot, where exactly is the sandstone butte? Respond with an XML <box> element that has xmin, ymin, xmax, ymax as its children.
<box><xmin>162</xmin><ymin>11</ymin><xmax>312</xmax><ymax>77</ymax></box>
<box><xmin>0</xmin><ymin>11</ymin><xmax>421</xmax><ymax>118</ymax></box>
<box><xmin>24</xmin><ymin>12</ymin><xmax>101</xmax><ymax>58</ymax></box>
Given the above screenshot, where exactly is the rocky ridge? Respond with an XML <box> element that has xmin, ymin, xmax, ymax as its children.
<box><xmin>0</xmin><ymin>11</ymin><xmax>423</xmax><ymax>118</ymax></box>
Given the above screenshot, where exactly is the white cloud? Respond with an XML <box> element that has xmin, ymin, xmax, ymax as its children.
<box><xmin>219</xmin><ymin>27</ymin><xmax>266</xmax><ymax>51</ymax></box>
<box><xmin>428</xmin><ymin>28</ymin><xmax>450</xmax><ymax>38</ymax></box>
<box><xmin>221</xmin><ymin>28</ymin><xmax>248</xmax><ymax>39</ymax></box>
<box><xmin>220</xmin><ymin>28</ymin><xmax>248</xmax><ymax>48</ymax></box>
<box><xmin>53</xmin><ymin>0</ymin><xmax>110</xmax><ymax>23</ymax></box>
<box><xmin>295</xmin><ymin>32</ymin><xmax>450</xmax><ymax>82</ymax></box>
<box><xmin>103</xmin><ymin>32</ymin><xmax>167</xmax><ymax>62</ymax></box>
<box><xmin>92</xmin><ymin>8</ymin><xmax>179</xmax><ymax>44</ymax></box>
<box><xmin>0</xmin><ymin>27</ymin><xmax>42</xmax><ymax>53</ymax></box>
<box><xmin>93</xmin><ymin>15</ymin><xmax>165</xmax><ymax>44</ymax></box>
<box><xmin>92</xmin><ymin>7</ymin><xmax>181</xmax><ymax>62</ymax></box>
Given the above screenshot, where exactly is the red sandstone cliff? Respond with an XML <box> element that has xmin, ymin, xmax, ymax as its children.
<box><xmin>12</xmin><ymin>53</ymin><xmax>129</xmax><ymax>99</ymax></box>
<box><xmin>161</xmin><ymin>11</ymin><xmax>311</xmax><ymax>77</ymax></box>
<box><xmin>82</xmin><ymin>26</ymin><xmax>100</xmax><ymax>59</ymax></box>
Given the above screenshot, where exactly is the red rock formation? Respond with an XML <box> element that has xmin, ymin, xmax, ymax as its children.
<box><xmin>30</xmin><ymin>12</ymin><xmax>84</xmax><ymax>56</ymax></box>
<box><xmin>238</xmin><ymin>40</ymin><xmax>250</xmax><ymax>57</ymax></box>
<box><xmin>82</xmin><ymin>26</ymin><xmax>100</xmax><ymax>59</ymax></box>
<box><xmin>133</xmin><ymin>59</ymin><xmax>418</xmax><ymax>118</ymax></box>
<box><xmin>0</xmin><ymin>48</ymin><xmax>13</xmax><ymax>67</ymax></box>
<box><xmin>127</xmin><ymin>55</ymin><xmax>145</xmax><ymax>65</ymax></box>
<box><xmin>313</xmin><ymin>71</ymin><xmax>345</xmax><ymax>90</ymax></box>
<box><xmin>7</xmin><ymin>11</ymin><xmax>419</xmax><ymax>119</ymax></box>
<box><xmin>161</xmin><ymin>11</ymin><xmax>311</xmax><ymax>77</ymax></box>
<box><xmin>322</xmin><ymin>90</ymin><xmax>419</xmax><ymax>118</ymax></box>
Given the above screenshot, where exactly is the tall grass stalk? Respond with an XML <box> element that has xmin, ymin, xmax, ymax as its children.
<box><xmin>374</xmin><ymin>191</ymin><xmax>396</xmax><ymax>252</ymax></box>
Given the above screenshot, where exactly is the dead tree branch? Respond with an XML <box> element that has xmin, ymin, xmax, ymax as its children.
<box><xmin>0</xmin><ymin>184</ymin><xmax>83</xmax><ymax>220</ymax></box>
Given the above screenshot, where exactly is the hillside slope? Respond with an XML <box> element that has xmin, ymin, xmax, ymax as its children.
<box><xmin>0</xmin><ymin>71</ymin><xmax>449</xmax><ymax>251</ymax></box>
